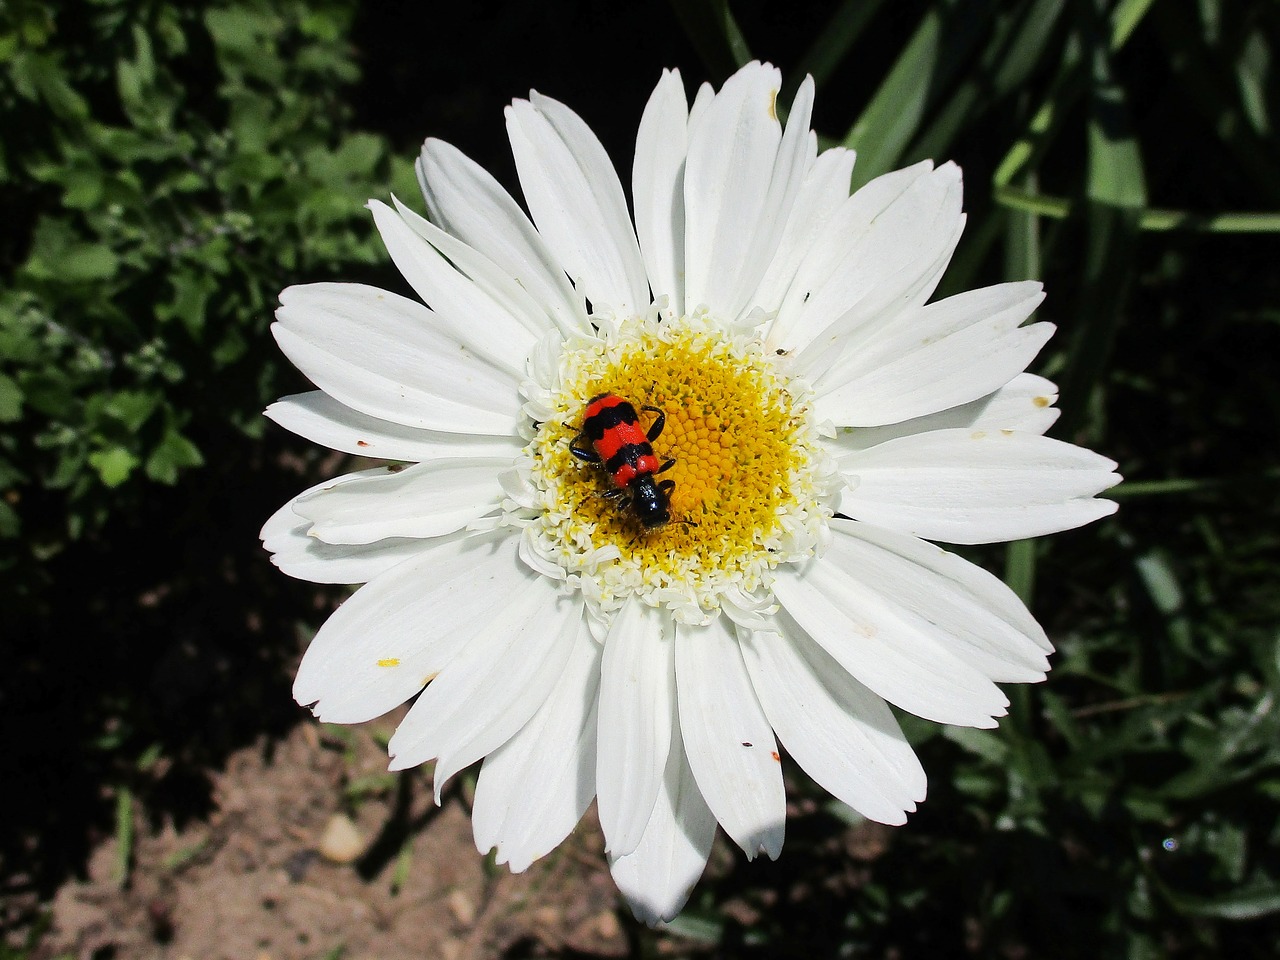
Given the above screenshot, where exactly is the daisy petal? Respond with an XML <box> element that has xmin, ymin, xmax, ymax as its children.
<box><xmin>724</xmin><ymin>74</ymin><xmax>814</xmax><ymax>321</ymax></box>
<box><xmin>684</xmin><ymin>63</ymin><xmax>813</xmax><ymax>320</ymax></box>
<box><xmin>387</xmin><ymin>591</ymin><xmax>580</xmax><ymax>800</ymax></box>
<box><xmin>816</xmin><ymin>282</ymin><xmax>1053</xmax><ymax>425</ymax></box>
<box><xmin>740</xmin><ymin>623</ymin><xmax>926</xmax><ymax>825</ymax></box>
<box><xmin>596</xmin><ymin>598</ymin><xmax>675</xmax><ymax>858</ymax></box>
<box><xmin>838</xmin><ymin>429</ymin><xmax>1121</xmax><ymax>543</ymax></box>
<box><xmin>793</xmin><ymin>164</ymin><xmax>966</xmax><ymax>379</ymax></box>
<box><xmin>609</xmin><ymin>729</ymin><xmax>717</xmax><ymax>926</ymax></box>
<box><xmin>771</xmin><ymin>554</ymin><xmax>1011</xmax><ymax>728</ymax></box>
<box><xmin>293</xmin><ymin>530</ymin><xmax>529</xmax><ymax>724</ymax></box>
<box><xmin>827</xmin><ymin>373</ymin><xmax>1060</xmax><ymax>453</ymax></box>
<box><xmin>273</xmin><ymin>283</ymin><xmax>518</xmax><ymax>436</ymax></box>
<box><xmin>675</xmin><ymin>617</ymin><xmax>785</xmax><ymax>859</ymax></box>
<box><xmin>266</xmin><ymin>391</ymin><xmax>522</xmax><ymax>462</ymax></box>
<box><xmin>472</xmin><ymin>615</ymin><xmax>601</xmax><ymax>872</ymax></box>
<box><xmin>368</xmin><ymin>199</ymin><xmax>537</xmax><ymax>375</ymax></box>
<box><xmin>767</xmin><ymin>160</ymin><xmax>934</xmax><ymax>351</ymax></box>
<box><xmin>261</xmin><ymin>471</ymin><xmax>429</xmax><ymax>584</ymax></box>
<box><xmin>753</xmin><ymin>145</ymin><xmax>857</xmax><ymax>316</ymax></box>
<box><xmin>831</xmin><ymin>517</ymin><xmax>1054</xmax><ymax>665</ymax></box>
<box><xmin>633</xmin><ymin>68</ymin><xmax>689</xmax><ymax>315</ymax></box>
<box><xmin>389</xmin><ymin>196</ymin><xmax>571</xmax><ymax>339</ymax></box>
<box><xmin>506</xmin><ymin>94</ymin><xmax>650</xmax><ymax>319</ymax></box>
<box><xmin>417</xmin><ymin>138</ymin><xmax>589</xmax><ymax>334</ymax></box>
<box><xmin>291</xmin><ymin>458</ymin><xmax>507</xmax><ymax>545</ymax></box>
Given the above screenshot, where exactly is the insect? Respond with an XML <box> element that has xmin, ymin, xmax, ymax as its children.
<box><xmin>570</xmin><ymin>393</ymin><xmax>676</xmax><ymax>529</ymax></box>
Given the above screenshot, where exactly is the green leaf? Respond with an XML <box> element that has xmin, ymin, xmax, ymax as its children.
<box><xmin>1086</xmin><ymin>84</ymin><xmax>1147</xmax><ymax>209</ymax></box>
<box><xmin>11</xmin><ymin>50</ymin><xmax>89</xmax><ymax>119</ymax></box>
<box><xmin>942</xmin><ymin>726</ymin><xmax>1010</xmax><ymax>765</ymax></box>
<box><xmin>102</xmin><ymin>391</ymin><xmax>161</xmax><ymax>433</ymax></box>
<box><xmin>0</xmin><ymin>496</ymin><xmax>19</xmax><ymax>538</ymax></box>
<box><xmin>116</xmin><ymin>24</ymin><xmax>157</xmax><ymax>125</ymax></box>
<box><xmin>0</xmin><ymin>374</ymin><xmax>22</xmax><ymax>422</ymax></box>
<box><xmin>113</xmin><ymin>786</ymin><xmax>133</xmax><ymax>889</ymax></box>
<box><xmin>842</xmin><ymin>7</ymin><xmax>942</xmax><ymax>187</ymax></box>
<box><xmin>1172</xmin><ymin>882</ymin><xmax>1280</xmax><ymax>921</ymax></box>
<box><xmin>23</xmin><ymin>218</ymin><xmax>121</xmax><ymax>283</ymax></box>
<box><xmin>144</xmin><ymin>428</ymin><xmax>204</xmax><ymax>484</ymax></box>
<box><xmin>89</xmin><ymin>447</ymin><xmax>140</xmax><ymax>488</ymax></box>
<box><xmin>663</xmin><ymin>910</ymin><xmax>724</xmax><ymax>942</ymax></box>
<box><xmin>1110</xmin><ymin>0</ymin><xmax>1159</xmax><ymax>48</ymax></box>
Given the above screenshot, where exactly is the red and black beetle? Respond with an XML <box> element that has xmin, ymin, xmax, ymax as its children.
<box><xmin>569</xmin><ymin>393</ymin><xmax>676</xmax><ymax>529</ymax></box>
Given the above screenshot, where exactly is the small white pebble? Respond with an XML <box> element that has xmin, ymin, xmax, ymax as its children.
<box><xmin>447</xmin><ymin>888</ymin><xmax>477</xmax><ymax>925</ymax></box>
<box><xmin>317</xmin><ymin>813</ymin><xmax>364</xmax><ymax>864</ymax></box>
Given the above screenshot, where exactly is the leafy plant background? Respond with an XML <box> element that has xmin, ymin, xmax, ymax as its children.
<box><xmin>3</xmin><ymin>0</ymin><xmax>1278</xmax><ymax>955</ymax></box>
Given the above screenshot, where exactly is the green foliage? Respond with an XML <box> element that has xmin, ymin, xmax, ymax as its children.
<box><xmin>0</xmin><ymin>0</ymin><xmax>397</xmax><ymax>594</ymax></box>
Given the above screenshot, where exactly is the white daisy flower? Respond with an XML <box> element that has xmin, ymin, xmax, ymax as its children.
<box><xmin>262</xmin><ymin>62</ymin><xmax>1120</xmax><ymax>924</ymax></box>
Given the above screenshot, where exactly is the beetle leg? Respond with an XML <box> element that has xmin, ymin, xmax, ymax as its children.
<box><xmin>603</xmin><ymin>490</ymin><xmax>633</xmax><ymax>512</ymax></box>
<box><xmin>569</xmin><ymin>434</ymin><xmax>600</xmax><ymax>463</ymax></box>
<box><xmin>658</xmin><ymin>478</ymin><xmax>676</xmax><ymax>496</ymax></box>
<box><xmin>641</xmin><ymin>405</ymin><xmax>666</xmax><ymax>442</ymax></box>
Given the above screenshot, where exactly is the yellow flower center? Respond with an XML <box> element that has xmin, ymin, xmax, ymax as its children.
<box><xmin>519</xmin><ymin>311</ymin><xmax>836</xmax><ymax>626</ymax></box>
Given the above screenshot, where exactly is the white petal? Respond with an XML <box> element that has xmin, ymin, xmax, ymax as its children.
<box><xmin>609</xmin><ymin>728</ymin><xmax>716</xmax><ymax>927</ymax></box>
<box><xmin>506</xmin><ymin>94</ymin><xmax>649</xmax><ymax>318</ymax></box>
<box><xmin>291</xmin><ymin>458</ymin><xmax>506</xmax><ymax>545</ymax></box>
<box><xmin>688</xmin><ymin>80</ymin><xmax>715</xmax><ymax>129</ymax></box>
<box><xmin>633</xmin><ymin>68</ymin><xmax>689</xmax><ymax>316</ymax></box>
<box><xmin>831</xmin><ymin>518</ymin><xmax>1054</xmax><ymax>666</ymax></box>
<box><xmin>726</xmin><ymin>75</ymin><xmax>814</xmax><ymax>321</ymax></box>
<box><xmin>753</xmin><ymin>145</ymin><xmax>857</xmax><ymax>316</ymax></box>
<box><xmin>683</xmin><ymin>62</ymin><xmax>781</xmax><ymax>315</ymax></box>
<box><xmin>838</xmin><ymin>429</ymin><xmax>1121</xmax><ymax>543</ymax></box>
<box><xmin>261</xmin><ymin>470</ymin><xmax>430</xmax><ymax>584</ymax></box>
<box><xmin>389</xmin><ymin>195</ymin><xmax>572</xmax><ymax>339</ymax></box>
<box><xmin>793</xmin><ymin>164</ymin><xmax>966</xmax><ymax>379</ymax></box>
<box><xmin>293</xmin><ymin>529</ymin><xmax>527</xmax><ymax>724</ymax></box>
<box><xmin>472</xmin><ymin>615</ymin><xmax>601</xmax><ymax>872</ymax></box>
<box><xmin>684</xmin><ymin>64</ymin><xmax>813</xmax><ymax>319</ymax></box>
<box><xmin>740</xmin><ymin>623</ymin><xmax>926</xmax><ymax>824</ymax></box>
<box><xmin>417</xmin><ymin>138</ymin><xmax>589</xmax><ymax>334</ymax></box>
<box><xmin>816</xmin><ymin>282</ymin><xmax>1053</xmax><ymax>426</ymax></box>
<box><xmin>826</xmin><ymin>373</ymin><xmax>1060</xmax><ymax>453</ymax></box>
<box><xmin>766</xmin><ymin>160</ymin><xmax>935</xmax><ymax>351</ymax></box>
<box><xmin>596</xmin><ymin>598</ymin><xmax>675</xmax><ymax>857</ymax></box>
<box><xmin>368</xmin><ymin>199</ymin><xmax>537</xmax><ymax>375</ymax></box>
<box><xmin>267</xmin><ymin>391</ymin><xmax>522</xmax><ymax>463</ymax></box>
<box><xmin>388</xmin><ymin>590</ymin><xmax>580</xmax><ymax>799</ymax></box>
<box><xmin>674</xmin><ymin>617</ymin><xmax>785</xmax><ymax>859</ymax></box>
<box><xmin>771</xmin><ymin>552</ymin><xmax>1011</xmax><ymax>728</ymax></box>
<box><xmin>273</xmin><ymin>283</ymin><xmax>518</xmax><ymax>436</ymax></box>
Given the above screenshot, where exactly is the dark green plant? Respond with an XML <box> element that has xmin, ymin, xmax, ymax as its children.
<box><xmin>0</xmin><ymin>0</ymin><xmax>406</xmax><ymax>602</ymax></box>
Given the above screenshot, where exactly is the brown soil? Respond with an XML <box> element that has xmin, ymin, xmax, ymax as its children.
<box><xmin>40</xmin><ymin>711</ymin><xmax>651</xmax><ymax>960</ymax></box>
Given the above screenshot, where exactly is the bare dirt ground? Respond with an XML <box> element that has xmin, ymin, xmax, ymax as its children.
<box><xmin>41</xmin><ymin>711</ymin><xmax>648</xmax><ymax>960</ymax></box>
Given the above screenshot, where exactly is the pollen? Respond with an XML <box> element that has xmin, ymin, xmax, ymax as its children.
<box><xmin>518</xmin><ymin>310</ymin><xmax>839</xmax><ymax>626</ymax></box>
